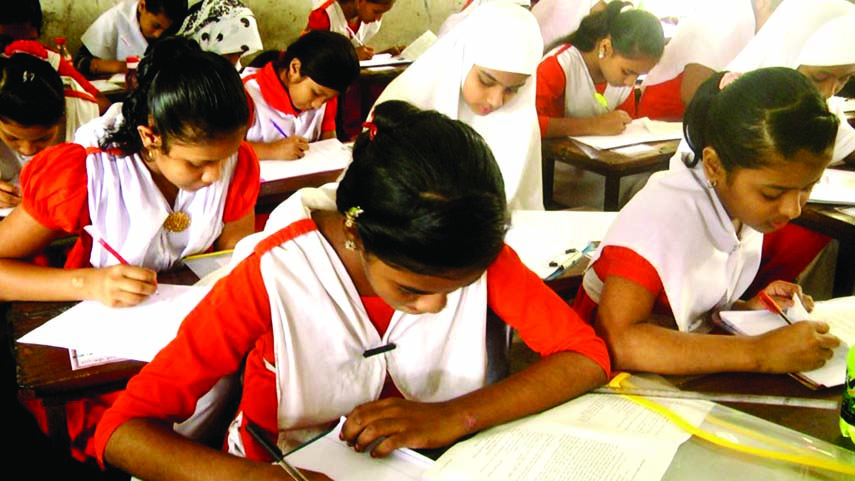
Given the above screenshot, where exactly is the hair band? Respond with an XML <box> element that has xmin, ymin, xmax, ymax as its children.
<box><xmin>718</xmin><ymin>71</ymin><xmax>742</xmax><ymax>90</ymax></box>
<box><xmin>362</xmin><ymin>121</ymin><xmax>377</xmax><ymax>140</ymax></box>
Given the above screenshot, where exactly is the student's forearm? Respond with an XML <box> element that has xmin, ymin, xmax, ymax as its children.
<box><xmin>89</xmin><ymin>58</ymin><xmax>127</xmax><ymax>75</ymax></box>
<box><xmin>248</xmin><ymin>141</ymin><xmax>278</xmax><ymax>161</ymax></box>
<box><xmin>214</xmin><ymin>214</ymin><xmax>255</xmax><ymax>251</ymax></box>
<box><xmin>105</xmin><ymin>419</ymin><xmax>285</xmax><ymax>481</ymax></box>
<box><xmin>445</xmin><ymin>351</ymin><xmax>607</xmax><ymax>434</ymax></box>
<box><xmin>603</xmin><ymin>322</ymin><xmax>761</xmax><ymax>375</ymax></box>
<box><xmin>0</xmin><ymin>259</ymin><xmax>99</xmax><ymax>302</ymax></box>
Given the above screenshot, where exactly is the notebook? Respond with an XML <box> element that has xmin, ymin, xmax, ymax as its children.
<box><xmin>717</xmin><ymin>296</ymin><xmax>855</xmax><ymax>389</ymax></box>
<box><xmin>569</xmin><ymin>117</ymin><xmax>683</xmax><ymax>150</ymax></box>
<box><xmin>259</xmin><ymin>138</ymin><xmax>351</xmax><ymax>183</ymax></box>
<box><xmin>808</xmin><ymin>168</ymin><xmax>855</xmax><ymax>206</ymax></box>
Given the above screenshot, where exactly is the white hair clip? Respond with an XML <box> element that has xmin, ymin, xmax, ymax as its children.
<box><xmin>22</xmin><ymin>71</ymin><xmax>35</xmax><ymax>82</ymax></box>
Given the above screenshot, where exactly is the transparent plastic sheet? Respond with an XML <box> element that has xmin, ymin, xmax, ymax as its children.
<box><xmin>618</xmin><ymin>374</ymin><xmax>855</xmax><ymax>480</ymax></box>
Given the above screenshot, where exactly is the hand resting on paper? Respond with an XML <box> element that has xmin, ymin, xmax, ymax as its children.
<box><xmin>593</xmin><ymin>110</ymin><xmax>631</xmax><ymax>135</ymax></box>
<box><xmin>276</xmin><ymin>136</ymin><xmax>310</xmax><ymax>160</ymax></box>
<box><xmin>356</xmin><ymin>45</ymin><xmax>375</xmax><ymax>60</ymax></box>
<box><xmin>86</xmin><ymin>264</ymin><xmax>158</xmax><ymax>307</ymax></box>
<box><xmin>740</xmin><ymin>280</ymin><xmax>814</xmax><ymax>312</ymax></box>
<box><xmin>0</xmin><ymin>179</ymin><xmax>21</xmax><ymax>208</ymax></box>
<box><xmin>751</xmin><ymin>321</ymin><xmax>839</xmax><ymax>373</ymax></box>
<box><xmin>340</xmin><ymin>398</ymin><xmax>462</xmax><ymax>457</ymax></box>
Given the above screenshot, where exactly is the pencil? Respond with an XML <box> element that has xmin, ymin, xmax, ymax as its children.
<box><xmin>271</xmin><ymin>120</ymin><xmax>289</xmax><ymax>139</ymax></box>
<box><xmin>245</xmin><ymin>422</ymin><xmax>310</xmax><ymax>481</ymax></box>
<box><xmin>83</xmin><ymin>225</ymin><xmax>129</xmax><ymax>265</ymax></box>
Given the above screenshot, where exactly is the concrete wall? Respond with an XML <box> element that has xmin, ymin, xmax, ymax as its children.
<box><xmin>39</xmin><ymin>0</ymin><xmax>463</xmax><ymax>58</ymax></box>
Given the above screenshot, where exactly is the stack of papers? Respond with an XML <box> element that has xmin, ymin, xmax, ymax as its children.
<box><xmin>808</xmin><ymin>168</ymin><xmax>855</xmax><ymax>205</ymax></box>
<box><xmin>718</xmin><ymin>296</ymin><xmax>855</xmax><ymax>389</ymax></box>
<box><xmin>89</xmin><ymin>73</ymin><xmax>127</xmax><ymax>93</ymax></box>
<box><xmin>260</xmin><ymin>138</ymin><xmax>352</xmax><ymax>183</ymax></box>
<box><xmin>570</xmin><ymin>117</ymin><xmax>683</xmax><ymax>150</ymax></box>
<box><xmin>358</xmin><ymin>30</ymin><xmax>437</xmax><ymax>68</ymax></box>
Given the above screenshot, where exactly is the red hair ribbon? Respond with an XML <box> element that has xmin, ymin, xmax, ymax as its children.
<box><xmin>362</xmin><ymin>121</ymin><xmax>377</xmax><ymax>140</ymax></box>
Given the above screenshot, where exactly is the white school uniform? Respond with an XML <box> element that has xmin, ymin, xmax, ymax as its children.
<box><xmin>73</xmin><ymin>105</ymin><xmax>236</xmax><ymax>271</ymax></box>
<box><xmin>372</xmin><ymin>1</ymin><xmax>544</xmax><ymax>210</ymax></box>
<box><xmin>310</xmin><ymin>0</ymin><xmax>381</xmax><ymax>47</ymax></box>
<box><xmin>545</xmin><ymin>44</ymin><xmax>632</xmax><ymax>118</ymax></box>
<box><xmin>582</xmin><ymin>165</ymin><xmax>762</xmax><ymax>333</ymax></box>
<box><xmin>241</xmin><ymin>65</ymin><xmax>331</xmax><ymax>144</ymax></box>
<box><xmin>81</xmin><ymin>0</ymin><xmax>149</xmax><ymax>61</ymax></box>
<box><xmin>225</xmin><ymin>187</ymin><xmax>489</xmax><ymax>452</ymax></box>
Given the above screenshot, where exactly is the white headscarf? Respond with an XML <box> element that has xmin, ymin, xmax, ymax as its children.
<box><xmin>726</xmin><ymin>0</ymin><xmax>855</xmax><ymax>72</ymax></box>
<box><xmin>177</xmin><ymin>0</ymin><xmax>263</xmax><ymax>60</ymax></box>
<box><xmin>531</xmin><ymin>0</ymin><xmax>599</xmax><ymax>49</ymax></box>
<box><xmin>798</xmin><ymin>15</ymin><xmax>855</xmax><ymax>67</ymax></box>
<box><xmin>642</xmin><ymin>0</ymin><xmax>755</xmax><ymax>87</ymax></box>
<box><xmin>373</xmin><ymin>1</ymin><xmax>544</xmax><ymax>210</ymax></box>
<box><xmin>439</xmin><ymin>0</ymin><xmax>532</xmax><ymax>37</ymax></box>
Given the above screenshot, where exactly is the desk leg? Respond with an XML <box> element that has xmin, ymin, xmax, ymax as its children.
<box><xmin>833</xmin><ymin>238</ymin><xmax>855</xmax><ymax>297</ymax></box>
<box><xmin>603</xmin><ymin>175</ymin><xmax>621</xmax><ymax>211</ymax></box>
<box><xmin>541</xmin><ymin>153</ymin><xmax>555</xmax><ymax>209</ymax></box>
<box><xmin>43</xmin><ymin>399</ymin><xmax>71</xmax><ymax>454</ymax></box>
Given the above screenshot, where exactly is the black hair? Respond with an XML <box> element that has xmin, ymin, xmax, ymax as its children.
<box><xmin>551</xmin><ymin>1</ymin><xmax>664</xmax><ymax>59</ymax></box>
<box><xmin>101</xmin><ymin>36</ymin><xmax>249</xmax><ymax>155</ymax></box>
<box><xmin>337</xmin><ymin>100</ymin><xmax>509</xmax><ymax>275</ymax></box>
<box><xmin>683</xmin><ymin>67</ymin><xmax>839</xmax><ymax>171</ymax></box>
<box><xmin>0</xmin><ymin>53</ymin><xmax>64</xmax><ymax>127</ymax></box>
<box><xmin>1</xmin><ymin>0</ymin><xmax>43</xmax><ymax>34</ymax></box>
<box><xmin>143</xmin><ymin>0</ymin><xmax>189</xmax><ymax>23</ymax></box>
<box><xmin>276</xmin><ymin>30</ymin><xmax>359</xmax><ymax>93</ymax></box>
<box><xmin>245</xmin><ymin>49</ymin><xmax>281</xmax><ymax>69</ymax></box>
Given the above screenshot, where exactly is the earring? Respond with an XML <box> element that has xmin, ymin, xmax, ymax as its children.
<box><xmin>345</xmin><ymin>239</ymin><xmax>356</xmax><ymax>250</ymax></box>
<box><xmin>707</xmin><ymin>180</ymin><xmax>718</xmax><ymax>189</ymax></box>
<box><xmin>598</xmin><ymin>48</ymin><xmax>605</xmax><ymax>59</ymax></box>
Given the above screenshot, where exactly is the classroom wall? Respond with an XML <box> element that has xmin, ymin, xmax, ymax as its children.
<box><xmin>39</xmin><ymin>0</ymin><xmax>464</xmax><ymax>59</ymax></box>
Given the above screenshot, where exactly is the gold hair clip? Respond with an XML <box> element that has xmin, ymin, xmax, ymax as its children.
<box><xmin>344</xmin><ymin>206</ymin><xmax>364</xmax><ymax>228</ymax></box>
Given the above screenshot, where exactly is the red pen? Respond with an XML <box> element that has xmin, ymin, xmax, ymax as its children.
<box><xmin>758</xmin><ymin>291</ymin><xmax>794</xmax><ymax>325</ymax></box>
<box><xmin>83</xmin><ymin>225</ymin><xmax>129</xmax><ymax>265</ymax></box>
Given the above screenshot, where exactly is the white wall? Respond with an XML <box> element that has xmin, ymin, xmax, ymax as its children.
<box><xmin>39</xmin><ymin>0</ymin><xmax>463</xmax><ymax>58</ymax></box>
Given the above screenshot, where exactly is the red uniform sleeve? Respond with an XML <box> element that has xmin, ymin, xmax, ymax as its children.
<box><xmin>487</xmin><ymin>245</ymin><xmax>610</xmax><ymax>377</ymax></box>
<box><xmin>591</xmin><ymin>245</ymin><xmax>663</xmax><ymax>295</ymax></box>
<box><xmin>535</xmin><ymin>54</ymin><xmax>568</xmax><ymax>135</ymax></box>
<box><xmin>615</xmin><ymin>88</ymin><xmax>638</xmax><ymax>118</ymax></box>
<box><xmin>321</xmin><ymin>96</ymin><xmax>338</xmax><ymax>134</ymax></box>
<box><xmin>306</xmin><ymin>8</ymin><xmax>332</xmax><ymax>31</ymax></box>
<box><xmin>223</xmin><ymin>141</ymin><xmax>260</xmax><ymax>223</ymax></box>
<box><xmin>20</xmin><ymin>143</ymin><xmax>90</xmax><ymax>234</ymax></box>
<box><xmin>56</xmin><ymin>57</ymin><xmax>101</xmax><ymax>97</ymax></box>
<box><xmin>93</xmin><ymin>253</ymin><xmax>273</xmax><ymax>467</ymax></box>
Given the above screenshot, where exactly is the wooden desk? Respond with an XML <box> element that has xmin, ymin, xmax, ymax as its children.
<box><xmin>792</xmin><ymin>204</ymin><xmax>855</xmax><ymax>297</ymax></box>
<box><xmin>541</xmin><ymin>138</ymin><xmax>678</xmax><ymax>211</ymax></box>
<box><xmin>256</xmin><ymin>169</ymin><xmax>343</xmax><ymax>214</ymax></box>
<box><xmin>669</xmin><ymin>371</ymin><xmax>848</xmax><ymax>449</ymax></box>
<box><xmin>7</xmin><ymin>268</ymin><xmax>199</xmax><ymax>453</ymax></box>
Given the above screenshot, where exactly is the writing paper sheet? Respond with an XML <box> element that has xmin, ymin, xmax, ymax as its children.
<box><xmin>505</xmin><ymin>210</ymin><xmax>617</xmax><ymax>278</ymax></box>
<box><xmin>399</xmin><ymin>30</ymin><xmax>438</xmax><ymax>61</ymax></box>
<box><xmin>718</xmin><ymin>296</ymin><xmax>855</xmax><ymax>388</ymax></box>
<box><xmin>17</xmin><ymin>284</ymin><xmax>211</xmax><ymax>362</ymax></box>
<box><xmin>259</xmin><ymin>138</ymin><xmax>351</xmax><ymax>183</ymax></box>
<box><xmin>808</xmin><ymin>168</ymin><xmax>855</xmax><ymax>205</ymax></box>
<box><xmin>570</xmin><ymin>118</ymin><xmax>682</xmax><ymax>150</ymax></box>
<box><xmin>285</xmin><ymin>417</ymin><xmax>433</xmax><ymax>480</ymax></box>
<box><xmin>424</xmin><ymin>394</ymin><xmax>712</xmax><ymax>481</ymax></box>
<box><xmin>359</xmin><ymin>53</ymin><xmax>412</xmax><ymax>68</ymax></box>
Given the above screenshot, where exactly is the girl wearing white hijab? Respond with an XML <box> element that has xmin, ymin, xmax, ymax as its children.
<box><xmin>531</xmin><ymin>0</ymin><xmax>604</xmax><ymax>49</ymax></box>
<box><xmin>637</xmin><ymin>0</ymin><xmax>777</xmax><ymax>120</ymax></box>
<box><xmin>176</xmin><ymin>0</ymin><xmax>264</xmax><ymax>68</ymax></box>
<box><xmin>438</xmin><ymin>0</ymin><xmax>531</xmax><ymax>37</ymax></box>
<box><xmin>372</xmin><ymin>0</ymin><xmax>544</xmax><ymax>210</ymax></box>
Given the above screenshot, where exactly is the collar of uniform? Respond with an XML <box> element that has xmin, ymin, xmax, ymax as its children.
<box><xmin>257</xmin><ymin>62</ymin><xmax>300</xmax><ymax>116</ymax></box>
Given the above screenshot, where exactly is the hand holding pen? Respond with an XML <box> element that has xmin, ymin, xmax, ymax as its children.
<box><xmin>82</xmin><ymin>225</ymin><xmax>157</xmax><ymax>307</ymax></box>
<box><xmin>0</xmin><ymin>179</ymin><xmax>21</xmax><ymax>208</ymax></box>
<box><xmin>271</xmin><ymin>121</ymin><xmax>309</xmax><ymax>159</ymax></box>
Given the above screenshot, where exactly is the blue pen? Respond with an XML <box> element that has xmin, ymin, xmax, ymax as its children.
<box><xmin>271</xmin><ymin>120</ymin><xmax>289</xmax><ymax>139</ymax></box>
<box><xmin>545</xmin><ymin>241</ymin><xmax>599</xmax><ymax>281</ymax></box>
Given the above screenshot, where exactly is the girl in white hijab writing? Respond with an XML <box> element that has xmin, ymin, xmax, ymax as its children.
<box><xmin>372</xmin><ymin>0</ymin><xmax>544</xmax><ymax>210</ymax></box>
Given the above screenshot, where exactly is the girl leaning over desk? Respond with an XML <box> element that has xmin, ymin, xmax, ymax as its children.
<box><xmin>94</xmin><ymin>100</ymin><xmax>610</xmax><ymax>481</ymax></box>
<box><xmin>573</xmin><ymin>67</ymin><xmax>841</xmax><ymax>376</ymax></box>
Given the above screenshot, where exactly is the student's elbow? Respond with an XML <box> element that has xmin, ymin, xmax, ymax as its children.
<box><xmin>593</xmin><ymin>315</ymin><xmax>648</xmax><ymax>371</ymax></box>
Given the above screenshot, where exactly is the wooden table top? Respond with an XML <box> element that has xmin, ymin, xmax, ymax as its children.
<box><xmin>542</xmin><ymin>137</ymin><xmax>679</xmax><ymax>176</ymax></box>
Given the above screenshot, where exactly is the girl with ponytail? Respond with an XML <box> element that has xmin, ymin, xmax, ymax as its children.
<box><xmin>536</xmin><ymin>1</ymin><xmax>664</xmax><ymax>137</ymax></box>
<box><xmin>574</xmin><ymin>67</ymin><xmax>842</xmax><ymax>376</ymax></box>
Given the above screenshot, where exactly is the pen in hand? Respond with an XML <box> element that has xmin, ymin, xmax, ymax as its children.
<box><xmin>758</xmin><ymin>290</ymin><xmax>794</xmax><ymax>325</ymax></box>
<box><xmin>83</xmin><ymin>225</ymin><xmax>129</xmax><ymax>265</ymax></box>
<box><xmin>245</xmin><ymin>421</ymin><xmax>310</xmax><ymax>481</ymax></box>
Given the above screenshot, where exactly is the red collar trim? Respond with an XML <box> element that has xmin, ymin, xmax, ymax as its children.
<box><xmin>256</xmin><ymin>63</ymin><xmax>299</xmax><ymax>115</ymax></box>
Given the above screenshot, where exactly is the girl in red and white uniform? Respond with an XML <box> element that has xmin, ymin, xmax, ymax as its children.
<box><xmin>0</xmin><ymin>37</ymin><xmax>258</xmax><ymax>460</ymax></box>
<box><xmin>94</xmin><ymin>100</ymin><xmax>610</xmax><ymax>481</ymax></box>
<box><xmin>636</xmin><ymin>0</ymin><xmax>778</xmax><ymax>121</ymax></box>
<box><xmin>536</xmin><ymin>1</ymin><xmax>664</xmax><ymax>138</ymax></box>
<box><xmin>574</xmin><ymin>68</ymin><xmax>840</xmax><ymax>376</ymax></box>
<box><xmin>241</xmin><ymin>30</ymin><xmax>359</xmax><ymax>160</ymax></box>
<box><xmin>305</xmin><ymin>0</ymin><xmax>398</xmax><ymax>60</ymax></box>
